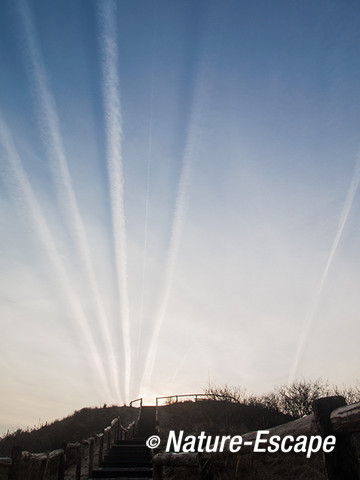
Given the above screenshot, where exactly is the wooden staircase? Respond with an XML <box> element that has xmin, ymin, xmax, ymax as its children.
<box><xmin>90</xmin><ymin>406</ymin><xmax>156</xmax><ymax>479</ymax></box>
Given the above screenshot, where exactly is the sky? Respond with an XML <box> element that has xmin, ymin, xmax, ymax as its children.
<box><xmin>1</xmin><ymin>0</ymin><xmax>360</xmax><ymax>434</ymax></box>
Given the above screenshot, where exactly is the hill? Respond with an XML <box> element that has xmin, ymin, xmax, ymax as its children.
<box><xmin>158</xmin><ymin>398</ymin><xmax>294</xmax><ymax>438</ymax></box>
<box><xmin>0</xmin><ymin>405</ymin><xmax>137</xmax><ymax>456</ymax></box>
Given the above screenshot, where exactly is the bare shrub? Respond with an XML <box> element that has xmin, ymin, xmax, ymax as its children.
<box><xmin>204</xmin><ymin>382</ymin><xmax>246</xmax><ymax>404</ymax></box>
<box><xmin>204</xmin><ymin>378</ymin><xmax>360</xmax><ymax>420</ymax></box>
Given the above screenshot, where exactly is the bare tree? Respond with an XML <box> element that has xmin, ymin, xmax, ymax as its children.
<box><xmin>332</xmin><ymin>382</ymin><xmax>360</xmax><ymax>405</ymax></box>
<box><xmin>203</xmin><ymin>379</ymin><xmax>360</xmax><ymax>419</ymax></box>
<box><xmin>204</xmin><ymin>382</ymin><xmax>246</xmax><ymax>403</ymax></box>
<box><xmin>275</xmin><ymin>379</ymin><xmax>331</xmax><ymax>417</ymax></box>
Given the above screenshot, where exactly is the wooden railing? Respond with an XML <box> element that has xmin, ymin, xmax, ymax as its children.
<box><xmin>155</xmin><ymin>393</ymin><xmax>233</xmax><ymax>426</ymax></box>
<box><xmin>0</xmin><ymin>410</ymin><xmax>140</xmax><ymax>480</ymax></box>
<box><xmin>152</xmin><ymin>396</ymin><xmax>360</xmax><ymax>480</ymax></box>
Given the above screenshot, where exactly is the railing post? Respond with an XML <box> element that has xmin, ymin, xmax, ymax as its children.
<box><xmin>107</xmin><ymin>428</ymin><xmax>111</xmax><ymax>453</ymax></box>
<box><xmin>8</xmin><ymin>446</ymin><xmax>22</xmax><ymax>480</ymax></box>
<box><xmin>58</xmin><ymin>451</ymin><xmax>65</xmax><ymax>480</ymax></box>
<box><xmin>61</xmin><ymin>442</ymin><xmax>68</xmax><ymax>469</ymax></box>
<box><xmin>156</xmin><ymin>398</ymin><xmax>159</xmax><ymax>427</ymax></box>
<box><xmin>115</xmin><ymin>418</ymin><xmax>119</xmax><ymax>442</ymax></box>
<box><xmin>40</xmin><ymin>455</ymin><xmax>49</xmax><ymax>480</ymax></box>
<box><xmin>75</xmin><ymin>444</ymin><xmax>82</xmax><ymax>480</ymax></box>
<box><xmin>98</xmin><ymin>434</ymin><xmax>104</xmax><ymax>467</ymax></box>
<box><xmin>313</xmin><ymin>396</ymin><xmax>360</xmax><ymax>480</ymax></box>
<box><xmin>88</xmin><ymin>437</ymin><xmax>95</xmax><ymax>478</ymax></box>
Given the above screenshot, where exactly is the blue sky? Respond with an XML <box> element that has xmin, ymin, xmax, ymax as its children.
<box><xmin>1</xmin><ymin>0</ymin><xmax>360</xmax><ymax>433</ymax></box>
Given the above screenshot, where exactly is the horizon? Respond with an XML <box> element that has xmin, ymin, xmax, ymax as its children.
<box><xmin>1</xmin><ymin>0</ymin><xmax>360</xmax><ymax>434</ymax></box>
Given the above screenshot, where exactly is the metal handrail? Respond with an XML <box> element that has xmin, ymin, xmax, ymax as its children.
<box><xmin>129</xmin><ymin>397</ymin><xmax>143</xmax><ymax>408</ymax></box>
<box><xmin>129</xmin><ymin>398</ymin><xmax>143</xmax><ymax>435</ymax></box>
<box><xmin>155</xmin><ymin>393</ymin><xmax>236</xmax><ymax>426</ymax></box>
<box><xmin>156</xmin><ymin>393</ymin><xmax>205</xmax><ymax>404</ymax></box>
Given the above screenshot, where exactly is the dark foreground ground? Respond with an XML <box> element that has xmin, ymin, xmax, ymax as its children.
<box><xmin>157</xmin><ymin>401</ymin><xmax>359</xmax><ymax>480</ymax></box>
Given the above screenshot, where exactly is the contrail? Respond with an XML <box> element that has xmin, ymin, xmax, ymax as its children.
<box><xmin>288</xmin><ymin>154</ymin><xmax>360</xmax><ymax>384</ymax></box>
<box><xmin>0</xmin><ymin>113</ymin><xmax>112</xmax><ymax>401</ymax></box>
<box><xmin>139</xmin><ymin>3</ymin><xmax>221</xmax><ymax>395</ymax></box>
<box><xmin>97</xmin><ymin>0</ymin><xmax>131</xmax><ymax>400</ymax></box>
<box><xmin>139</xmin><ymin>66</ymin><xmax>211</xmax><ymax>395</ymax></box>
<box><xmin>136</xmin><ymin>20</ymin><xmax>156</xmax><ymax>368</ymax></box>
<box><xmin>139</xmin><ymin>128</ymin><xmax>196</xmax><ymax>394</ymax></box>
<box><xmin>16</xmin><ymin>0</ymin><xmax>121</xmax><ymax>401</ymax></box>
<box><xmin>168</xmin><ymin>347</ymin><xmax>190</xmax><ymax>387</ymax></box>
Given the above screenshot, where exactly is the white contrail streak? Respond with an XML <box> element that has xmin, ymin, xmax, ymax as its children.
<box><xmin>139</xmin><ymin>5</ymin><xmax>220</xmax><ymax>395</ymax></box>
<box><xmin>139</xmin><ymin>71</ymin><xmax>211</xmax><ymax>395</ymax></box>
<box><xmin>17</xmin><ymin>0</ymin><xmax>121</xmax><ymax>401</ymax></box>
<box><xmin>288</xmin><ymin>155</ymin><xmax>360</xmax><ymax>384</ymax></box>
<box><xmin>139</xmin><ymin>129</ymin><xmax>195</xmax><ymax>394</ymax></box>
<box><xmin>136</xmin><ymin>45</ymin><xmax>155</xmax><ymax>365</ymax></box>
<box><xmin>98</xmin><ymin>0</ymin><xmax>131</xmax><ymax>400</ymax></box>
<box><xmin>0</xmin><ymin>113</ymin><xmax>112</xmax><ymax>400</ymax></box>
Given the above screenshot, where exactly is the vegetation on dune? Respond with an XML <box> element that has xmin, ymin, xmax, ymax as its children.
<box><xmin>159</xmin><ymin>398</ymin><xmax>293</xmax><ymax>442</ymax></box>
<box><xmin>160</xmin><ymin>379</ymin><xmax>360</xmax><ymax>480</ymax></box>
<box><xmin>204</xmin><ymin>378</ymin><xmax>360</xmax><ymax>418</ymax></box>
<box><xmin>0</xmin><ymin>405</ymin><xmax>137</xmax><ymax>456</ymax></box>
<box><xmin>1</xmin><ymin>378</ymin><xmax>359</xmax><ymax>463</ymax></box>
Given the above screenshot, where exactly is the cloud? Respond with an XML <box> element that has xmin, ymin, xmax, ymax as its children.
<box><xmin>16</xmin><ymin>0</ymin><xmax>121</xmax><ymax>400</ymax></box>
<box><xmin>97</xmin><ymin>0</ymin><xmax>131</xmax><ymax>399</ymax></box>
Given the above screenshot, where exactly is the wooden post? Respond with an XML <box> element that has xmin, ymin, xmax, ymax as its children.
<box><xmin>98</xmin><ymin>434</ymin><xmax>104</xmax><ymax>467</ymax></box>
<box><xmin>39</xmin><ymin>456</ymin><xmax>48</xmax><ymax>480</ymax></box>
<box><xmin>58</xmin><ymin>451</ymin><xmax>65</xmax><ymax>480</ymax></box>
<box><xmin>113</xmin><ymin>420</ymin><xmax>117</xmax><ymax>443</ymax></box>
<box><xmin>116</xmin><ymin>417</ymin><xmax>120</xmax><ymax>442</ymax></box>
<box><xmin>75</xmin><ymin>444</ymin><xmax>81</xmax><ymax>480</ymax></box>
<box><xmin>8</xmin><ymin>446</ymin><xmax>22</xmax><ymax>480</ymax></box>
<box><xmin>114</xmin><ymin>419</ymin><xmax>118</xmax><ymax>442</ymax></box>
<box><xmin>313</xmin><ymin>396</ymin><xmax>360</xmax><ymax>480</ymax></box>
<box><xmin>88</xmin><ymin>437</ymin><xmax>95</xmax><ymax>478</ymax></box>
<box><xmin>107</xmin><ymin>428</ymin><xmax>111</xmax><ymax>453</ymax></box>
<box><xmin>61</xmin><ymin>442</ymin><xmax>68</xmax><ymax>469</ymax></box>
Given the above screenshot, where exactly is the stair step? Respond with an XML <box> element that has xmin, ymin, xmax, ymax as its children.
<box><xmin>102</xmin><ymin>460</ymin><xmax>150</xmax><ymax>465</ymax></box>
<box><xmin>92</xmin><ymin>467</ymin><xmax>152</xmax><ymax>478</ymax></box>
<box><xmin>114</xmin><ymin>440</ymin><xmax>147</xmax><ymax>445</ymax></box>
<box><xmin>91</xmin><ymin>405</ymin><xmax>155</xmax><ymax>480</ymax></box>
<box><xmin>104</xmin><ymin>454</ymin><xmax>151</xmax><ymax>460</ymax></box>
<box><xmin>105</xmin><ymin>456</ymin><xmax>150</xmax><ymax>462</ymax></box>
<box><xmin>110</xmin><ymin>447</ymin><xmax>149</xmax><ymax>454</ymax></box>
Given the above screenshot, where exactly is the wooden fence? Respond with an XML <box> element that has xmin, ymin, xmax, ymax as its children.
<box><xmin>0</xmin><ymin>408</ymin><xmax>141</xmax><ymax>480</ymax></box>
<box><xmin>152</xmin><ymin>396</ymin><xmax>360</xmax><ymax>480</ymax></box>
